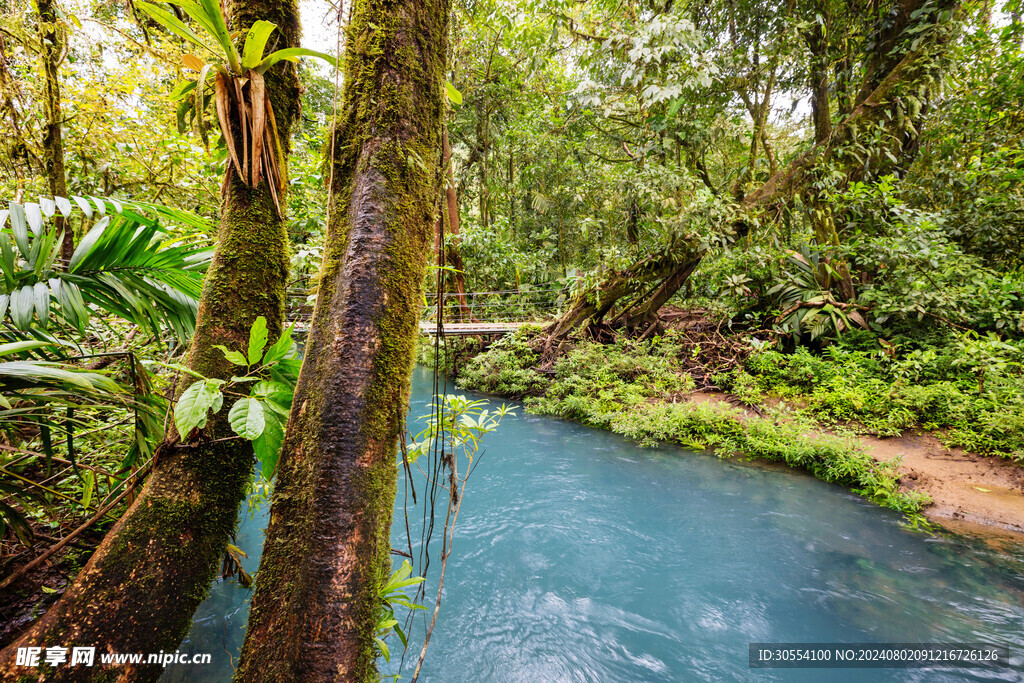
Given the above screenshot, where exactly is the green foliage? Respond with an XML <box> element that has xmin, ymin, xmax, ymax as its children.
<box><xmin>607</xmin><ymin>402</ymin><xmax>928</xmax><ymax>516</ymax></box>
<box><xmin>0</xmin><ymin>339</ymin><xmax>164</xmax><ymax>546</ymax></box>
<box><xmin>726</xmin><ymin>340</ymin><xmax>1024</xmax><ymax>460</ymax></box>
<box><xmin>454</xmin><ymin>334</ymin><xmax>930</xmax><ymax>516</ymax></box>
<box><xmin>528</xmin><ymin>336</ymin><xmax>694</xmax><ymax>425</ymax></box>
<box><xmin>456</xmin><ymin>329</ymin><xmax>547</xmax><ymax>398</ymax></box>
<box><xmin>1</xmin><ymin>196</ymin><xmax>211</xmax><ymax>340</ymax></box>
<box><xmin>169</xmin><ymin>317</ymin><xmax>299</xmax><ymax>477</ymax></box>
<box><xmin>407</xmin><ymin>393</ymin><xmax>513</xmax><ymax>466</ymax></box>
<box><xmin>373</xmin><ymin>560</ymin><xmax>425</xmax><ymax>664</ymax></box>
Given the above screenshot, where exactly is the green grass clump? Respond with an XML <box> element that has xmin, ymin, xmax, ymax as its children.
<box><xmin>527</xmin><ymin>337</ymin><xmax>694</xmax><ymax>426</ymax></box>
<box><xmin>455</xmin><ymin>329</ymin><xmax>548</xmax><ymax>397</ymax></box>
<box><xmin>607</xmin><ymin>403</ymin><xmax>928</xmax><ymax>515</ymax></box>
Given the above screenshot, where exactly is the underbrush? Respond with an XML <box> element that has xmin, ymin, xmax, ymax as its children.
<box><xmin>453</xmin><ymin>328</ymin><xmax>548</xmax><ymax>397</ymax></box>
<box><xmin>447</xmin><ymin>330</ymin><xmax>927</xmax><ymax>516</ymax></box>
<box><xmin>715</xmin><ymin>334</ymin><xmax>1024</xmax><ymax>462</ymax></box>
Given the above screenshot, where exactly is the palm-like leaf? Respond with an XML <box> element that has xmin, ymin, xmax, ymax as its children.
<box><xmin>1</xmin><ymin>196</ymin><xmax>211</xmax><ymax>340</ymax></box>
<box><xmin>0</xmin><ymin>340</ymin><xmax>165</xmax><ymax>545</ymax></box>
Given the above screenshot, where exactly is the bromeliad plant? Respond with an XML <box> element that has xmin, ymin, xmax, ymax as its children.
<box><xmin>768</xmin><ymin>246</ymin><xmax>870</xmax><ymax>343</ymax></box>
<box><xmin>135</xmin><ymin>0</ymin><xmax>336</xmax><ymax>215</ymax></box>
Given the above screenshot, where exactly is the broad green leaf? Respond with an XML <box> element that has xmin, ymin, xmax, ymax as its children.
<box><xmin>33</xmin><ymin>282</ymin><xmax>50</xmax><ymax>328</ymax></box>
<box><xmin>8</xmin><ymin>202</ymin><xmax>29</xmax><ymax>258</ymax></box>
<box><xmin>71</xmin><ymin>195</ymin><xmax>93</xmax><ymax>218</ymax></box>
<box><xmin>255</xmin><ymin>47</ymin><xmax>337</xmax><ymax>74</ymax></box>
<box><xmin>0</xmin><ymin>340</ymin><xmax>53</xmax><ymax>357</ymax></box>
<box><xmin>445</xmin><ymin>80</ymin><xmax>463</xmax><ymax>105</ymax></box>
<box><xmin>253</xmin><ymin>408</ymin><xmax>284</xmax><ymax>477</ymax></box>
<box><xmin>261</xmin><ymin>324</ymin><xmax>295</xmax><ymax>364</ymax></box>
<box><xmin>229</xmin><ymin>397</ymin><xmax>265</xmax><ymax>440</ymax></box>
<box><xmin>247</xmin><ymin>316</ymin><xmax>269</xmax><ymax>364</ymax></box>
<box><xmin>24</xmin><ymin>203</ymin><xmax>43</xmax><ymax>236</ymax></box>
<box><xmin>54</xmin><ymin>196</ymin><xmax>72</xmax><ymax>218</ymax></box>
<box><xmin>39</xmin><ymin>197</ymin><xmax>55</xmax><ymax>218</ymax></box>
<box><xmin>374</xmin><ymin>637</ymin><xmax>390</xmax><ymax>663</ymax></box>
<box><xmin>170</xmin><ymin>79</ymin><xmax>198</xmax><ymax>101</ymax></box>
<box><xmin>214</xmin><ymin>344</ymin><xmax>248</xmax><ymax>366</ymax></box>
<box><xmin>252</xmin><ymin>379</ymin><xmax>291</xmax><ymax>404</ymax></box>
<box><xmin>135</xmin><ymin>1</ymin><xmax>218</xmax><ymax>54</ymax></box>
<box><xmin>242</xmin><ymin>20</ymin><xmax>277</xmax><ymax>69</ymax></box>
<box><xmin>196</xmin><ymin>0</ymin><xmax>241</xmax><ymax>72</ymax></box>
<box><xmin>11</xmin><ymin>285</ymin><xmax>35</xmax><ymax>329</ymax></box>
<box><xmin>68</xmin><ymin>216</ymin><xmax>111</xmax><ymax>271</ymax></box>
<box><xmin>0</xmin><ymin>233</ymin><xmax>15</xmax><ymax>287</ymax></box>
<box><xmin>174</xmin><ymin>379</ymin><xmax>222</xmax><ymax>438</ymax></box>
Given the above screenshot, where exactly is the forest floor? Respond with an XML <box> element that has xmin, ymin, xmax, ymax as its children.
<box><xmin>685</xmin><ymin>391</ymin><xmax>1024</xmax><ymax>537</ymax></box>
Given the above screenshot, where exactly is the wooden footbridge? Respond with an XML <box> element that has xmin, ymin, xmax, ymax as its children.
<box><xmin>288</xmin><ymin>284</ymin><xmax>565</xmax><ymax>338</ymax></box>
<box><xmin>418</xmin><ymin>285</ymin><xmax>564</xmax><ymax>337</ymax></box>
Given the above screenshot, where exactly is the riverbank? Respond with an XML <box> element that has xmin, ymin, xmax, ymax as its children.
<box><xmin>423</xmin><ymin>324</ymin><xmax>1024</xmax><ymax>536</ymax></box>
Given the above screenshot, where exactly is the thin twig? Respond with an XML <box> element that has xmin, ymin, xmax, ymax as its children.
<box><xmin>0</xmin><ymin>463</ymin><xmax>150</xmax><ymax>590</ymax></box>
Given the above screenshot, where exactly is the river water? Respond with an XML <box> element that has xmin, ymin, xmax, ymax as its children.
<box><xmin>167</xmin><ymin>366</ymin><xmax>1024</xmax><ymax>682</ymax></box>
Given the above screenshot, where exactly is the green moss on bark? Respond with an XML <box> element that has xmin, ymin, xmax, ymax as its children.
<box><xmin>235</xmin><ymin>0</ymin><xmax>451</xmax><ymax>680</ymax></box>
<box><xmin>0</xmin><ymin>0</ymin><xmax>301</xmax><ymax>679</ymax></box>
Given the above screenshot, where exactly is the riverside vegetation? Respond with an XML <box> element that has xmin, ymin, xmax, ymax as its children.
<box><xmin>423</xmin><ymin>319</ymin><xmax>1024</xmax><ymax>520</ymax></box>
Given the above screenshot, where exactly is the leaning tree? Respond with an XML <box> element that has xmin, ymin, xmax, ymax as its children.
<box><xmin>0</xmin><ymin>0</ymin><xmax>302</xmax><ymax>678</ymax></box>
<box><xmin>541</xmin><ymin>0</ymin><xmax>964</xmax><ymax>357</ymax></box>
<box><xmin>235</xmin><ymin>0</ymin><xmax>452</xmax><ymax>680</ymax></box>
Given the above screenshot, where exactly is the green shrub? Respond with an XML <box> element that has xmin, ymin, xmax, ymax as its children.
<box><xmin>456</xmin><ymin>330</ymin><xmax>548</xmax><ymax>397</ymax></box>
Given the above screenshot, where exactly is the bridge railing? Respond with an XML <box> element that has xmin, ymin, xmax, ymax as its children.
<box><xmin>423</xmin><ymin>283</ymin><xmax>567</xmax><ymax>323</ymax></box>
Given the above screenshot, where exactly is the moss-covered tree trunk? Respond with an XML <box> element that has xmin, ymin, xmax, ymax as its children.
<box><xmin>35</xmin><ymin>0</ymin><xmax>71</xmax><ymax>263</ymax></box>
<box><xmin>234</xmin><ymin>1</ymin><xmax>450</xmax><ymax>680</ymax></box>
<box><xmin>0</xmin><ymin>2</ymin><xmax>300</xmax><ymax>680</ymax></box>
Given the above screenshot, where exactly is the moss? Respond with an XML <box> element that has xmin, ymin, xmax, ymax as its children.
<box><xmin>235</xmin><ymin>0</ymin><xmax>450</xmax><ymax>678</ymax></box>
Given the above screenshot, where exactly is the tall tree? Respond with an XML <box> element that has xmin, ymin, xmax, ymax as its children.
<box><xmin>542</xmin><ymin>0</ymin><xmax>964</xmax><ymax>348</ymax></box>
<box><xmin>0</xmin><ymin>0</ymin><xmax>301</xmax><ymax>679</ymax></box>
<box><xmin>34</xmin><ymin>0</ymin><xmax>71</xmax><ymax>263</ymax></box>
<box><xmin>235</xmin><ymin>0</ymin><xmax>451</xmax><ymax>679</ymax></box>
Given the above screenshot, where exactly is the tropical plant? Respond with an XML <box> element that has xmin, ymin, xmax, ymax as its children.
<box><xmin>135</xmin><ymin>0</ymin><xmax>336</xmax><ymax>214</ymax></box>
<box><xmin>0</xmin><ymin>196</ymin><xmax>211</xmax><ymax>341</ymax></box>
<box><xmin>373</xmin><ymin>560</ymin><xmax>425</xmax><ymax>664</ymax></box>
<box><xmin>768</xmin><ymin>246</ymin><xmax>869</xmax><ymax>342</ymax></box>
<box><xmin>0</xmin><ymin>338</ymin><xmax>163</xmax><ymax>546</ymax></box>
<box><xmin>168</xmin><ymin>316</ymin><xmax>300</xmax><ymax>477</ymax></box>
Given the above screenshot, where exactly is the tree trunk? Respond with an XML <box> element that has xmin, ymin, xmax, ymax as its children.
<box><xmin>542</xmin><ymin>0</ymin><xmax>962</xmax><ymax>348</ymax></box>
<box><xmin>0</xmin><ymin>1</ymin><xmax>300</xmax><ymax>680</ymax></box>
<box><xmin>443</xmin><ymin>128</ymin><xmax>471</xmax><ymax>320</ymax></box>
<box><xmin>36</xmin><ymin>0</ymin><xmax>71</xmax><ymax>264</ymax></box>
<box><xmin>234</xmin><ymin>0</ymin><xmax>450</xmax><ymax>680</ymax></box>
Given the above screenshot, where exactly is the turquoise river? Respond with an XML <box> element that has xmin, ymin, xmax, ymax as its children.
<box><xmin>164</xmin><ymin>366</ymin><xmax>1024</xmax><ymax>682</ymax></box>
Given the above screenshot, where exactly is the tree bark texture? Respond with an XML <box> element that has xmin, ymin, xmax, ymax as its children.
<box><xmin>235</xmin><ymin>0</ymin><xmax>451</xmax><ymax>680</ymax></box>
<box><xmin>35</xmin><ymin>0</ymin><xmax>71</xmax><ymax>265</ymax></box>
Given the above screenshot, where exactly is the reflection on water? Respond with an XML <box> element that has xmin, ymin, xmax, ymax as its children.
<box><xmin>168</xmin><ymin>366</ymin><xmax>1024</xmax><ymax>682</ymax></box>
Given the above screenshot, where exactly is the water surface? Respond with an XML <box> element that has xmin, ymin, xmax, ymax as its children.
<box><xmin>169</xmin><ymin>366</ymin><xmax>1024</xmax><ymax>681</ymax></box>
